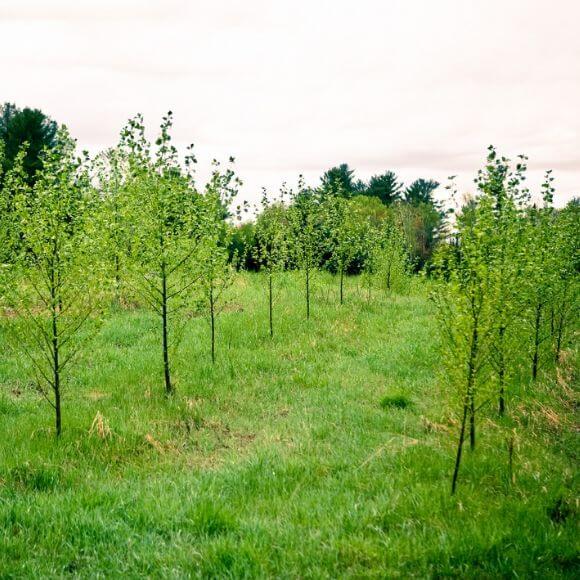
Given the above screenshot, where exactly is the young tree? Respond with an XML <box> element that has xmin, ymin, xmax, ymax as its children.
<box><xmin>254</xmin><ymin>187</ymin><xmax>290</xmax><ymax>337</ymax></box>
<box><xmin>325</xmin><ymin>192</ymin><xmax>361</xmax><ymax>304</ymax></box>
<box><xmin>550</xmin><ymin>204</ymin><xmax>579</xmax><ymax>363</ymax></box>
<box><xmin>360</xmin><ymin>221</ymin><xmax>381</xmax><ymax>304</ymax></box>
<box><xmin>522</xmin><ymin>173</ymin><xmax>558</xmax><ymax>382</ymax></box>
<box><xmin>198</xmin><ymin>160</ymin><xmax>240</xmax><ymax>363</ymax></box>
<box><xmin>121</xmin><ymin>113</ymin><xmax>203</xmax><ymax>395</ymax></box>
<box><xmin>289</xmin><ymin>178</ymin><xmax>324</xmax><ymax>319</ymax></box>
<box><xmin>432</xmin><ymin>190</ymin><xmax>495</xmax><ymax>493</ymax></box>
<box><xmin>475</xmin><ymin>148</ymin><xmax>528</xmax><ymax>415</ymax></box>
<box><xmin>377</xmin><ymin>217</ymin><xmax>410</xmax><ymax>294</ymax></box>
<box><xmin>4</xmin><ymin>128</ymin><xmax>105</xmax><ymax>436</ymax></box>
<box><xmin>93</xmin><ymin>146</ymin><xmax>130</xmax><ymax>301</ymax></box>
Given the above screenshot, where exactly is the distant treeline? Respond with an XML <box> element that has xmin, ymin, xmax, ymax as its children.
<box><xmin>233</xmin><ymin>165</ymin><xmax>444</xmax><ymax>273</ymax></box>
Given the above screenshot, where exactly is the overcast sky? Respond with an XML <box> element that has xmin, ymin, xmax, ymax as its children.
<box><xmin>1</xmin><ymin>0</ymin><xmax>579</xmax><ymax>206</ymax></box>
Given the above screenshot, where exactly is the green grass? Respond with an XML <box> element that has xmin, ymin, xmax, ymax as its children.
<box><xmin>0</xmin><ymin>272</ymin><xmax>578</xmax><ymax>578</ymax></box>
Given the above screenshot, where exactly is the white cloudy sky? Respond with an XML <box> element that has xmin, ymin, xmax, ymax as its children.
<box><xmin>1</xmin><ymin>0</ymin><xmax>579</xmax><ymax>206</ymax></box>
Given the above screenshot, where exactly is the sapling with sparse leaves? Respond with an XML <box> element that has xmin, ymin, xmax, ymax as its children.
<box><xmin>377</xmin><ymin>217</ymin><xmax>410</xmax><ymax>295</ymax></box>
<box><xmin>549</xmin><ymin>204</ymin><xmax>579</xmax><ymax>363</ymax></box>
<box><xmin>288</xmin><ymin>177</ymin><xmax>324</xmax><ymax>319</ymax></box>
<box><xmin>325</xmin><ymin>191</ymin><xmax>362</xmax><ymax>304</ymax></box>
<box><xmin>3</xmin><ymin>128</ymin><xmax>106</xmax><ymax>436</ymax></box>
<box><xmin>254</xmin><ymin>186</ymin><xmax>290</xmax><ymax>337</ymax></box>
<box><xmin>360</xmin><ymin>221</ymin><xmax>381</xmax><ymax>304</ymax></box>
<box><xmin>521</xmin><ymin>173</ymin><xmax>558</xmax><ymax>382</ymax></box>
<box><xmin>475</xmin><ymin>147</ymin><xmax>528</xmax><ymax>415</ymax></box>
<box><xmin>93</xmin><ymin>146</ymin><xmax>130</xmax><ymax>302</ymax></box>
<box><xmin>120</xmin><ymin>112</ymin><xmax>203</xmax><ymax>395</ymax></box>
<box><xmin>432</xmin><ymin>178</ymin><xmax>496</xmax><ymax>493</ymax></box>
<box><xmin>198</xmin><ymin>158</ymin><xmax>241</xmax><ymax>363</ymax></box>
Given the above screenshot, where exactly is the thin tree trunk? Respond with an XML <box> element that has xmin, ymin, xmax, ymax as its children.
<box><xmin>161</xmin><ymin>263</ymin><xmax>173</xmax><ymax>395</ymax></box>
<box><xmin>50</xmin><ymin>242</ymin><xmax>62</xmax><ymax>437</ymax></box>
<box><xmin>532</xmin><ymin>302</ymin><xmax>542</xmax><ymax>381</ymax></box>
<box><xmin>54</xmin><ymin>375</ymin><xmax>61</xmax><ymax>437</ymax></box>
<box><xmin>498</xmin><ymin>325</ymin><xmax>506</xmax><ymax>416</ymax></box>
<box><xmin>451</xmin><ymin>400</ymin><xmax>469</xmax><ymax>494</ymax></box>
<box><xmin>339</xmin><ymin>268</ymin><xmax>344</xmax><ymax>305</ymax></box>
<box><xmin>469</xmin><ymin>395</ymin><xmax>476</xmax><ymax>449</ymax></box>
<box><xmin>305</xmin><ymin>266</ymin><xmax>310</xmax><ymax>320</ymax></box>
<box><xmin>113</xmin><ymin>195</ymin><xmax>121</xmax><ymax>302</ymax></box>
<box><xmin>114</xmin><ymin>252</ymin><xmax>121</xmax><ymax>301</ymax></box>
<box><xmin>498</xmin><ymin>367</ymin><xmax>505</xmax><ymax>416</ymax></box>
<box><xmin>210</xmin><ymin>282</ymin><xmax>216</xmax><ymax>363</ymax></box>
<box><xmin>468</xmin><ymin>316</ymin><xmax>479</xmax><ymax>450</ymax></box>
<box><xmin>452</xmin><ymin>311</ymin><xmax>479</xmax><ymax>492</ymax></box>
<box><xmin>507</xmin><ymin>434</ymin><xmax>515</xmax><ymax>488</ymax></box>
<box><xmin>52</xmin><ymin>299</ymin><xmax>62</xmax><ymax>437</ymax></box>
<box><xmin>555</xmin><ymin>313</ymin><xmax>564</xmax><ymax>363</ymax></box>
<box><xmin>554</xmin><ymin>286</ymin><xmax>568</xmax><ymax>363</ymax></box>
<box><xmin>268</xmin><ymin>272</ymin><xmax>274</xmax><ymax>338</ymax></box>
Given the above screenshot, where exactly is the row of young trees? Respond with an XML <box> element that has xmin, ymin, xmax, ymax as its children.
<box><xmin>252</xmin><ymin>177</ymin><xmax>411</xmax><ymax>331</ymax></box>
<box><xmin>235</xmin><ymin>170</ymin><xmax>443</xmax><ymax>272</ymax></box>
<box><xmin>0</xmin><ymin>114</ymin><xmax>244</xmax><ymax>433</ymax></box>
<box><xmin>0</xmin><ymin>113</ymin><xmax>412</xmax><ymax>436</ymax></box>
<box><xmin>432</xmin><ymin>147</ymin><xmax>579</xmax><ymax>493</ymax></box>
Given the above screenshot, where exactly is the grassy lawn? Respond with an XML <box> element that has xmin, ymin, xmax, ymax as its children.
<box><xmin>0</xmin><ymin>272</ymin><xmax>577</xmax><ymax>578</ymax></box>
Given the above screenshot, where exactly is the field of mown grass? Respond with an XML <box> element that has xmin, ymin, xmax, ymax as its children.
<box><xmin>0</xmin><ymin>272</ymin><xmax>577</xmax><ymax>578</ymax></box>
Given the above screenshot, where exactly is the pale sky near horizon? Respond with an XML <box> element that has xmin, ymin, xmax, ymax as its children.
<box><xmin>1</xmin><ymin>0</ymin><xmax>579</xmax><ymax>207</ymax></box>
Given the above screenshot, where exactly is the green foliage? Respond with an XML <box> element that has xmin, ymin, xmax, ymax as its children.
<box><xmin>348</xmin><ymin>194</ymin><xmax>390</xmax><ymax>226</ymax></box>
<box><xmin>254</xmin><ymin>188</ymin><xmax>290</xmax><ymax>276</ymax></box>
<box><xmin>324</xmin><ymin>192</ymin><xmax>365</xmax><ymax>303</ymax></box>
<box><xmin>519</xmin><ymin>175</ymin><xmax>566</xmax><ymax>381</ymax></box>
<box><xmin>2</xmin><ymin>127</ymin><xmax>106</xmax><ymax>436</ymax></box>
<box><xmin>0</xmin><ymin>144</ymin><xmax>29</xmax><ymax>263</ymax></box>
<box><xmin>288</xmin><ymin>178</ymin><xmax>325</xmax><ymax>318</ymax></box>
<box><xmin>229</xmin><ymin>222</ymin><xmax>258</xmax><ymax>271</ymax></box>
<box><xmin>92</xmin><ymin>146</ymin><xmax>131</xmax><ymax>298</ymax></box>
<box><xmin>315</xmin><ymin>165</ymin><xmax>444</xmax><ymax>269</ymax></box>
<box><xmin>198</xmin><ymin>166</ymin><xmax>240</xmax><ymax>362</ymax></box>
<box><xmin>320</xmin><ymin>163</ymin><xmax>361</xmax><ymax>197</ymax></box>
<box><xmin>396</xmin><ymin>201</ymin><xmax>443</xmax><ymax>269</ymax></box>
<box><xmin>549</xmin><ymin>203</ymin><xmax>580</xmax><ymax>362</ymax></box>
<box><xmin>432</xmin><ymin>145</ymin><xmax>579</xmax><ymax>494</ymax></box>
<box><xmin>376</xmin><ymin>218</ymin><xmax>411</xmax><ymax>293</ymax></box>
<box><xmin>0</xmin><ymin>102</ymin><xmax>58</xmax><ymax>185</ymax></box>
<box><xmin>118</xmin><ymin>112</ymin><xmax>204</xmax><ymax>393</ymax></box>
<box><xmin>432</xmin><ymin>192</ymin><xmax>495</xmax><ymax>491</ymax></box>
<box><xmin>404</xmin><ymin>178</ymin><xmax>439</xmax><ymax>205</ymax></box>
<box><xmin>365</xmin><ymin>170</ymin><xmax>403</xmax><ymax>205</ymax></box>
<box><xmin>0</xmin><ymin>109</ymin><xmax>578</xmax><ymax>576</ymax></box>
<box><xmin>360</xmin><ymin>221</ymin><xmax>381</xmax><ymax>303</ymax></box>
<box><xmin>254</xmin><ymin>188</ymin><xmax>291</xmax><ymax>335</ymax></box>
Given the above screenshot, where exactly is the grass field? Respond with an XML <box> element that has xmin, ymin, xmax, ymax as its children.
<box><xmin>0</xmin><ymin>272</ymin><xmax>577</xmax><ymax>578</ymax></box>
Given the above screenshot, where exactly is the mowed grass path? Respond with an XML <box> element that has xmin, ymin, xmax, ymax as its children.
<box><xmin>0</xmin><ymin>273</ymin><xmax>577</xmax><ymax>577</ymax></box>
